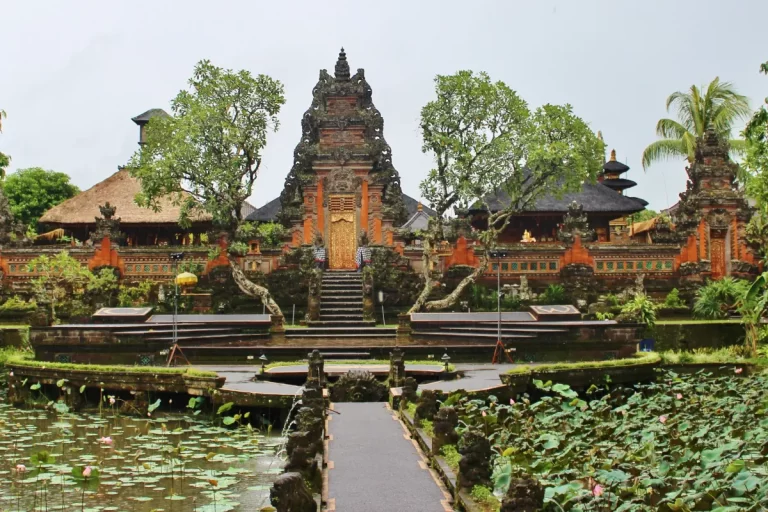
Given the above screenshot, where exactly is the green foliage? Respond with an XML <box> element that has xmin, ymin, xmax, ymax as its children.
<box><xmin>470</xmin><ymin>485</ymin><xmax>499</xmax><ymax>508</ymax></box>
<box><xmin>663</xmin><ymin>288</ymin><xmax>687</xmax><ymax>308</ymax></box>
<box><xmin>129</xmin><ymin>60</ymin><xmax>285</xmax><ymax>232</ymax></box>
<box><xmin>642</xmin><ymin>77</ymin><xmax>751</xmax><ymax>169</ymax></box>
<box><xmin>540</xmin><ymin>284</ymin><xmax>567</xmax><ymax>305</ymax></box>
<box><xmin>628</xmin><ymin>209</ymin><xmax>659</xmax><ymax>223</ymax></box>
<box><xmin>453</xmin><ymin>370</ymin><xmax>768</xmax><ymax>510</ymax></box>
<box><xmin>118</xmin><ymin>280</ymin><xmax>156</xmax><ymax>307</ymax></box>
<box><xmin>5</xmin><ymin>356</ymin><xmax>218</xmax><ymax>377</ymax></box>
<box><xmin>413</xmin><ymin>70</ymin><xmax>604</xmax><ymax>313</ymax></box>
<box><xmin>257</xmin><ymin>222</ymin><xmax>286</xmax><ymax>247</ymax></box>
<box><xmin>466</xmin><ymin>283</ymin><xmax>522</xmax><ymax>312</ymax></box>
<box><xmin>594</xmin><ymin>311</ymin><xmax>614</xmax><ymax>321</ymax></box>
<box><xmin>743</xmin><ymin>60</ymin><xmax>768</xmax><ymax>259</ymax></box>
<box><xmin>0</xmin><ymin>295</ymin><xmax>37</xmax><ymax>313</ymax></box>
<box><xmin>620</xmin><ymin>293</ymin><xmax>658</xmax><ymax>328</ymax></box>
<box><xmin>1</xmin><ymin>167</ymin><xmax>79</xmax><ymax>227</ymax></box>
<box><xmin>29</xmin><ymin>251</ymin><xmax>95</xmax><ymax>321</ymax></box>
<box><xmin>440</xmin><ymin>444</ymin><xmax>461</xmax><ymax>472</ymax></box>
<box><xmin>657</xmin><ymin>346</ymin><xmax>751</xmax><ymax>365</ymax></box>
<box><xmin>604</xmin><ymin>293</ymin><xmax>621</xmax><ymax>307</ymax></box>
<box><xmin>693</xmin><ymin>278</ymin><xmax>749</xmax><ymax>319</ymax></box>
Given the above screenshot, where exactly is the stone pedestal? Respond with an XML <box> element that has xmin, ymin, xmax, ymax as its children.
<box><xmin>396</xmin><ymin>313</ymin><xmax>412</xmax><ymax>341</ymax></box>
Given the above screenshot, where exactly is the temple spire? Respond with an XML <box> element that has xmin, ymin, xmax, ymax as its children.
<box><xmin>610</xmin><ymin>149</ymin><xmax>617</xmax><ymax>162</ymax></box>
<box><xmin>334</xmin><ymin>47</ymin><xmax>350</xmax><ymax>81</ymax></box>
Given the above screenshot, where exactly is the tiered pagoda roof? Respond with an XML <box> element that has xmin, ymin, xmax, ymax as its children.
<box><xmin>599</xmin><ymin>149</ymin><xmax>637</xmax><ymax>195</ymax></box>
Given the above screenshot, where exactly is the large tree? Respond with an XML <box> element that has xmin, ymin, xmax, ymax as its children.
<box><xmin>3</xmin><ymin>167</ymin><xmax>79</xmax><ymax>227</ymax></box>
<box><xmin>642</xmin><ymin>77</ymin><xmax>751</xmax><ymax>169</ymax></box>
<box><xmin>129</xmin><ymin>60</ymin><xmax>286</xmax><ymax>315</ymax></box>
<box><xmin>409</xmin><ymin>71</ymin><xmax>604</xmax><ymax>313</ymax></box>
<box><xmin>741</xmin><ymin>60</ymin><xmax>768</xmax><ymax>257</ymax></box>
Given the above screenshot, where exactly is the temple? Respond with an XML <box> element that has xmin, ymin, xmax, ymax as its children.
<box><xmin>0</xmin><ymin>49</ymin><xmax>759</xmax><ymax>296</ymax></box>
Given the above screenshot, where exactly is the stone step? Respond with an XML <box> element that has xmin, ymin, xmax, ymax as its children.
<box><xmin>321</xmin><ymin>295</ymin><xmax>363</xmax><ymax>301</ymax></box>
<box><xmin>286</xmin><ymin>327</ymin><xmax>396</xmax><ymax>337</ymax></box>
<box><xmin>307</xmin><ymin>320</ymin><xmax>376</xmax><ymax>327</ymax></box>
<box><xmin>285</xmin><ymin>332</ymin><xmax>397</xmax><ymax>338</ymax></box>
<box><xmin>441</xmin><ymin>326</ymin><xmax>569</xmax><ymax>333</ymax></box>
<box><xmin>414</xmin><ymin>331</ymin><xmax>537</xmax><ymax>339</ymax></box>
<box><xmin>322</xmin><ymin>282</ymin><xmax>362</xmax><ymax>288</ymax></box>
<box><xmin>145</xmin><ymin>332</ymin><xmax>270</xmax><ymax>342</ymax></box>
<box><xmin>320</xmin><ymin>314</ymin><xmax>365</xmax><ymax>320</ymax></box>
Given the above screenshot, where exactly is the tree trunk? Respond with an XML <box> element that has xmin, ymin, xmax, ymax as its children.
<box><xmin>229</xmin><ymin>260</ymin><xmax>283</xmax><ymax>317</ymax></box>
<box><xmin>408</xmin><ymin>237</ymin><xmax>436</xmax><ymax>314</ymax></box>
<box><xmin>424</xmin><ymin>256</ymin><xmax>488</xmax><ymax>311</ymax></box>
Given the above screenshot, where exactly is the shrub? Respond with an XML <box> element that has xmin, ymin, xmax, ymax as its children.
<box><xmin>470</xmin><ymin>485</ymin><xmax>499</xmax><ymax>508</ymax></box>
<box><xmin>440</xmin><ymin>444</ymin><xmax>461</xmax><ymax>471</ymax></box>
<box><xmin>0</xmin><ymin>295</ymin><xmax>37</xmax><ymax>313</ymax></box>
<box><xmin>540</xmin><ymin>284</ymin><xmax>567</xmax><ymax>304</ymax></box>
<box><xmin>605</xmin><ymin>293</ymin><xmax>620</xmax><ymax>307</ymax></box>
<box><xmin>693</xmin><ymin>278</ymin><xmax>749</xmax><ymax>319</ymax></box>
<box><xmin>620</xmin><ymin>293</ymin><xmax>657</xmax><ymax>327</ymax></box>
<box><xmin>663</xmin><ymin>288</ymin><xmax>687</xmax><ymax>308</ymax></box>
<box><xmin>257</xmin><ymin>222</ymin><xmax>286</xmax><ymax>247</ymax></box>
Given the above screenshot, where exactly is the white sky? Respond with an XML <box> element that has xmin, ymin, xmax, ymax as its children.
<box><xmin>2</xmin><ymin>0</ymin><xmax>767</xmax><ymax>212</ymax></box>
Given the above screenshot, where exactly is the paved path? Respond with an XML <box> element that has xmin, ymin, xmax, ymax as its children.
<box><xmin>328</xmin><ymin>403</ymin><xmax>450</xmax><ymax>512</ymax></box>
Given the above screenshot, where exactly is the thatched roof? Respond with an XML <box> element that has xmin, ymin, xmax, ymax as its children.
<box><xmin>39</xmin><ymin>169</ymin><xmax>211</xmax><ymax>226</ymax></box>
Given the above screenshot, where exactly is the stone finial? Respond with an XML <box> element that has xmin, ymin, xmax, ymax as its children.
<box><xmin>597</xmin><ymin>130</ymin><xmax>603</xmax><ymax>141</ymax></box>
<box><xmin>610</xmin><ymin>149</ymin><xmax>617</xmax><ymax>162</ymax></box>
<box><xmin>334</xmin><ymin>47</ymin><xmax>351</xmax><ymax>81</ymax></box>
<box><xmin>417</xmin><ymin>202</ymin><xmax>423</xmax><ymax>212</ymax></box>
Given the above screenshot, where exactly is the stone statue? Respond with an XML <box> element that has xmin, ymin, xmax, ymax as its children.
<box><xmin>401</xmin><ymin>376</ymin><xmax>418</xmax><ymax>407</ymax></box>
<box><xmin>414</xmin><ymin>389</ymin><xmax>438</xmax><ymax>423</ymax></box>
<box><xmin>500</xmin><ymin>476</ymin><xmax>545</xmax><ymax>512</ymax></box>
<box><xmin>458</xmin><ymin>430</ymin><xmax>492</xmax><ymax>489</ymax></box>
<box><xmin>329</xmin><ymin>370</ymin><xmax>388</xmax><ymax>402</ymax></box>
<box><xmin>90</xmin><ymin>203</ymin><xmax>124</xmax><ymax>243</ymax></box>
<box><xmin>389</xmin><ymin>347</ymin><xmax>406</xmax><ymax>387</ymax></box>
<box><xmin>307</xmin><ymin>350</ymin><xmax>325</xmax><ymax>386</ymax></box>
<box><xmin>432</xmin><ymin>406</ymin><xmax>459</xmax><ymax>455</ymax></box>
<box><xmin>557</xmin><ymin>201</ymin><xmax>596</xmax><ymax>244</ymax></box>
<box><xmin>269</xmin><ymin>472</ymin><xmax>317</xmax><ymax>512</ymax></box>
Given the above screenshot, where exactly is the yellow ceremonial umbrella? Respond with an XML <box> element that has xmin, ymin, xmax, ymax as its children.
<box><xmin>175</xmin><ymin>271</ymin><xmax>198</xmax><ymax>289</ymax></box>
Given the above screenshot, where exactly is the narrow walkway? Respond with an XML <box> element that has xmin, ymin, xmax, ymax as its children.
<box><xmin>328</xmin><ymin>402</ymin><xmax>450</xmax><ymax>512</ymax></box>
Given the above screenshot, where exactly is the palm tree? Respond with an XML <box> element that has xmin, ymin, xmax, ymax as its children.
<box><xmin>642</xmin><ymin>77</ymin><xmax>751</xmax><ymax>169</ymax></box>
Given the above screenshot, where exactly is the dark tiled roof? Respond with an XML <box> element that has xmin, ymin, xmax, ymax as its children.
<box><xmin>626</xmin><ymin>196</ymin><xmax>649</xmax><ymax>207</ymax></box>
<box><xmin>131</xmin><ymin>108</ymin><xmax>170</xmax><ymax>125</ymax></box>
<box><xmin>477</xmin><ymin>182</ymin><xmax>646</xmax><ymax>214</ymax></box>
<box><xmin>246</xmin><ymin>192</ymin><xmax>436</xmax><ymax>224</ymax></box>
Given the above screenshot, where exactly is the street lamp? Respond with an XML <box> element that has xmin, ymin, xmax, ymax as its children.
<box><xmin>441</xmin><ymin>351</ymin><xmax>451</xmax><ymax>372</ymax></box>
<box><xmin>488</xmin><ymin>250</ymin><xmax>509</xmax><ymax>349</ymax></box>
<box><xmin>169</xmin><ymin>252</ymin><xmax>185</xmax><ymax>347</ymax></box>
<box><xmin>259</xmin><ymin>354</ymin><xmax>269</xmax><ymax>374</ymax></box>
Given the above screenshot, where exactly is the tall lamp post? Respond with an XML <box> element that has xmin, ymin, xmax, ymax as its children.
<box><xmin>488</xmin><ymin>250</ymin><xmax>509</xmax><ymax>364</ymax></box>
<box><xmin>169</xmin><ymin>252</ymin><xmax>185</xmax><ymax>346</ymax></box>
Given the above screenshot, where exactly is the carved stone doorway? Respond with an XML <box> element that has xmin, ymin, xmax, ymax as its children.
<box><xmin>329</xmin><ymin>195</ymin><xmax>357</xmax><ymax>269</ymax></box>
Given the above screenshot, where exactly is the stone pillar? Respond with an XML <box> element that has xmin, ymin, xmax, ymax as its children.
<box><xmin>389</xmin><ymin>347</ymin><xmax>406</xmax><ymax>387</ymax></box>
<box><xmin>559</xmin><ymin>263</ymin><xmax>596</xmax><ymax>307</ymax></box>
<box><xmin>307</xmin><ymin>350</ymin><xmax>325</xmax><ymax>387</ymax></box>
<box><xmin>396</xmin><ymin>313</ymin><xmax>412</xmax><ymax>342</ymax></box>
<box><xmin>271</xmin><ymin>314</ymin><xmax>286</xmax><ymax>342</ymax></box>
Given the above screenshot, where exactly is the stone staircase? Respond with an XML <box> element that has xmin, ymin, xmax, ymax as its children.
<box><xmin>286</xmin><ymin>271</ymin><xmax>396</xmax><ymax>339</ymax></box>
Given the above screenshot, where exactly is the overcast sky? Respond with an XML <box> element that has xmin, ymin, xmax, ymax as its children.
<box><xmin>2</xmin><ymin>0</ymin><xmax>767</xmax><ymax>213</ymax></box>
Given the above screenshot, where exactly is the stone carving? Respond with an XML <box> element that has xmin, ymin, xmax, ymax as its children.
<box><xmin>414</xmin><ymin>389</ymin><xmax>438</xmax><ymax>423</ymax></box>
<box><xmin>558</xmin><ymin>201</ymin><xmax>596</xmax><ymax>244</ymax></box>
<box><xmin>269</xmin><ymin>472</ymin><xmax>317</xmax><ymax>512</ymax></box>
<box><xmin>518</xmin><ymin>275</ymin><xmax>536</xmax><ymax>302</ymax></box>
<box><xmin>389</xmin><ymin>347</ymin><xmax>406</xmax><ymax>387</ymax></box>
<box><xmin>401</xmin><ymin>376</ymin><xmax>418</xmax><ymax>406</ymax></box>
<box><xmin>90</xmin><ymin>202</ymin><xmax>124</xmax><ymax>243</ymax></box>
<box><xmin>329</xmin><ymin>370</ymin><xmax>388</xmax><ymax>402</ymax></box>
<box><xmin>278</xmin><ymin>49</ymin><xmax>407</xmax><ymax>228</ymax></box>
<box><xmin>458</xmin><ymin>430</ymin><xmax>492</xmax><ymax>489</ymax></box>
<box><xmin>560</xmin><ymin>263</ymin><xmax>596</xmax><ymax>305</ymax></box>
<box><xmin>432</xmin><ymin>406</ymin><xmax>459</xmax><ymax>455</ymax></box>
<box><xmin>0</xmin><ymin>189</ymin><xmax>24</xmax><ymax>245</ymax></box>
<box><xmin>307</xmin><ymin>350</ymin><xmax>325</xmax><ymax>386</ymax></box>
<box><xmin>307</xmin><ymin>269</ymin><xmax>322</xmax><ymax>321</ymax></box>
<box><xmin>500</xmin><ymin>476</ymin><xmax>545</xmax><ymax>512</ymax></box>
<box><xmin>325</xmin><ymin>167</ymin><xmax>359</xmax><ymax>195</ymax></box>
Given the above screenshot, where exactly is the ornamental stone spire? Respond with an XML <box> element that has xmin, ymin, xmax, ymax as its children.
<box><xmin>334</xmin><ymin>47</ymin><xmax>350</xmax><ymax>81</ymax></box>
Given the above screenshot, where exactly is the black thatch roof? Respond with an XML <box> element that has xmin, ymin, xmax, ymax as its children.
<box><xmin>476</xmin><ymin>182</ymin><xmax>646</xmax><ymax>215</ymax></box>
<box><xmin>131</xmin><ymin>108</ymin><xmax>169</xmax><ymax>125</ymax></box>
<box><xmin>603</xmin><ymin>149</ymin><xmax>630</xmax><ymax>174</ymax></box>
<box><xmin>245</xmin><ymin>192</ymin><xmax>435</xmax><ymax>224</ymax></box>
<box><xmin>601</xmin><ymin>178</ymin><xmax>637</xmax><ymax>191</ymax></box>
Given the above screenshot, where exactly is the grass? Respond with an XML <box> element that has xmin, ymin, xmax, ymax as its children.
<box><xmin>0</xmin><ymin>347</ymin><xmax>31</xmax><ymax>366</ymax></box>
<box><xmin>5</xmin><ymin>355</ymin><xmax>218</xmax><ymax>378</ymax></box>
<box><xmin>658</xmin><ymin>347</ymin><xmax>753</xmax><ymax>365</ymax></box>
<box><xmin>655</xmin><ymin>319</ymin><xmax>741</xmax><ymax>325</ymax></box>
<box><xmin>440</xmin><ymin>444</ymin><xmax>461</xmax><ymax>472</ymax></box>
<box><xmin>506</xmin><ymin>352</ymin><xmax>660</xmax><ymax>375</ymax></box>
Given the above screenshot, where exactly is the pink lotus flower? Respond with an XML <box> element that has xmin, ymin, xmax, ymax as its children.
<box><xmin>676</xmin><ymin>393</ymin><xmax>683</xmax><ymax>400</ymax></box>
<box><xmin>82</xmin><ymin>466</ymin><xmax>92</xmax><ymax>478</ymax></box>
<box><xmin>108</xmin><ymin>397</ymin><xmax>116</xmax><ymax>405</ymax></box>
<box><xmin>482</xmin><ymin>411</ymin><xmax>487</xmax><ymax>417</ymax></box>
<box><xmin>8</xmin><ymin>371</ymin><xmax>13</xmax><ymax>377</ymax></box>
<box><xmin>659</xmin><ymin>415</ymin><xmax>668</xmax><ymax>424</ymax></box>
<box><xmin>735</xmin><ymin>368</ymin><xmax>743</xmax><ymax>374</ymax></box>
<box><xmin>147</xmin><ymin>412</ymin><xmax>151</xmax><ymax>417</ymax></box>
<box><xmin>15</xmin><ymin>464</ymin><xmax>26</xmax><ymax>473</ymax></box>
<box><xmin>592</xmin><ymin>484</ymin><xmax>604</xmax><ymax>497</ymax></box>
<box><xmin>99</xmin><ymin>436</ymin><xmax>113</xmax><ymax>446</ymax></box>
<box><xmin>509</xmin><ymin>399</ymin><xmax>515</xmax><ymax>405</ymax></box>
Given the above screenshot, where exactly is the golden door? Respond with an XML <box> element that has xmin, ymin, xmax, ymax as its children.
<box><xmin>329</xmin><ymin>195</ymin><xmax>357</xmax><ymax>269</ymax></box>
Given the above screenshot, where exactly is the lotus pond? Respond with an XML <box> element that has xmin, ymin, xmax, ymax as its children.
<box><xmin>0</xmin><ymin>402</ymin><xmax>283</xmax><ymax>511</ymax></box>
<box><xmin>445</xmin><ymin>369</ymin><xmax>768</xmax><ymax>511</ymax></box>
